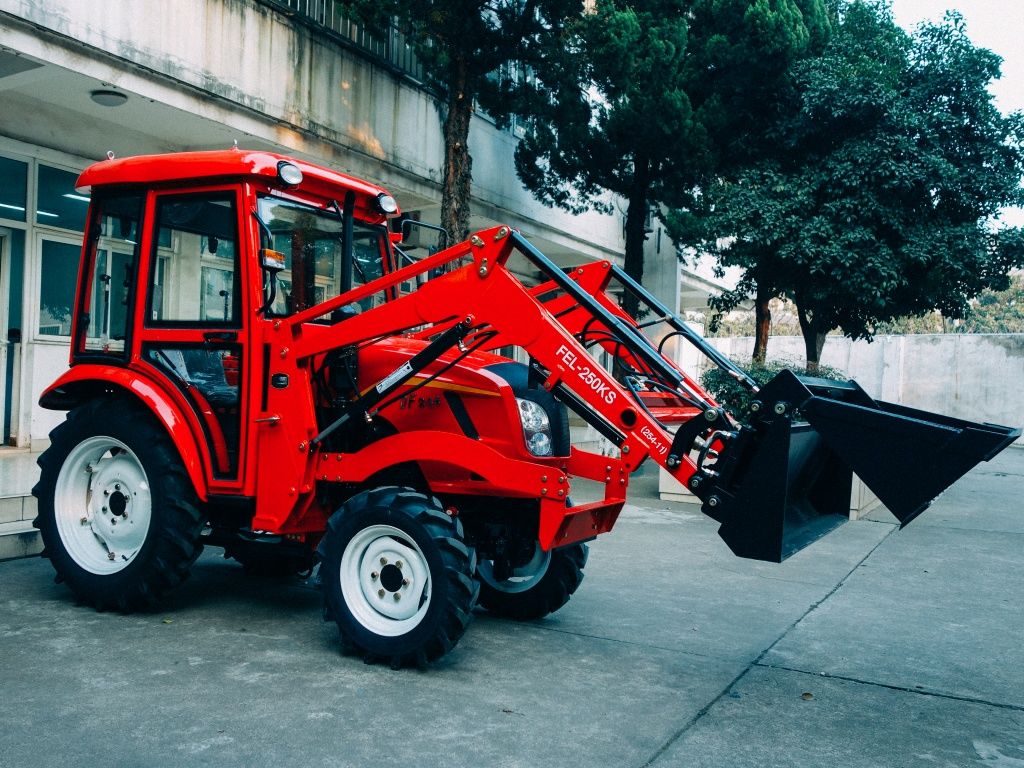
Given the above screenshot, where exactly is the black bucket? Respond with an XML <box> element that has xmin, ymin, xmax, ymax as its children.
<box><xmin>702</xmin><ymin>369</ymin><xmax>1020</xmax><ymax>562</ymax></box>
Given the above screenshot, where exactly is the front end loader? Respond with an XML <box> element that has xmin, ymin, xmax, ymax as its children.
<box><xmin>32</xmin><ymin>150</ymin><xmax>1019</xmax><ymax>667</ymax></box>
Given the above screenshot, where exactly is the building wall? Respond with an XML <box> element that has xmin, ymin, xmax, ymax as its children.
<box><xmin>0</xmin><ymin>0</ymin><xmax>627</xmax><ymax>259</ymax></box>
<box><xmin>708</xmin><ymin>333</ymin><xmax>1024</xmax><ymax>443</ymax></box>
<box><xmin>0</xmin><ymin>0</ymin><xmax>699</xmax><ymax>448</ymax></box>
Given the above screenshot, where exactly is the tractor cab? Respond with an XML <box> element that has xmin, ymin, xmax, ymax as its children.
<box><xmin>55</xmin><ymin>150</ymin><xmax>401</xmax><ymax>495</ymax></box>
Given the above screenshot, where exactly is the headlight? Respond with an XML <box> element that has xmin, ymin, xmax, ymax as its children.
<box><xmin>276</xmin><ymin>161</ymin><xmax>303</xmax><ymax>187</ymax></box>
<box><xmin>376</xmin><ymin>192</ymin><xmax>399</xmax><ymax>215</ymax></box>
<box><xmin>516</xmin><ymin>398</ymin><xmax>553</xmax><ymax>456</ymax></box>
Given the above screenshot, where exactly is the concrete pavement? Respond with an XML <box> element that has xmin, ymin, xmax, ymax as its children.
<box><xmin>1</xmin><ymin>450</ymin><xmax>1021</xmax><ymax>767</ymax></box>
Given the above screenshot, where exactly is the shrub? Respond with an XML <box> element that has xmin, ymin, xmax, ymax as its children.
<box><xmin>700</xmin><ymin>358</ymin><xmax>847</xmax><ymax>420</ymax></box>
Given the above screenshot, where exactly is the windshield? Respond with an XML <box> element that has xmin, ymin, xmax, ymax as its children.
<box><xmin>256</xmin><ymin>195</ymin><xmax>389</xmax><ymax>315</ymax></box>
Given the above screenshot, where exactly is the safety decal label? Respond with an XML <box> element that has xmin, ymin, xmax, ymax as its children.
<box><xmin>376</xmin><ymin>361</ymin><xmax>414</xmax><ymax>394</ymax></box>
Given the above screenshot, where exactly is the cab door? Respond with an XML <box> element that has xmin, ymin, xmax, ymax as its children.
<box><xmin>134</xmin><ymin>186</ymin><xmax>251</xmax><ymax>491</ymax></box>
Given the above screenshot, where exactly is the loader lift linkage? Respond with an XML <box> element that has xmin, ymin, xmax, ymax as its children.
<box><xmin>31</xmin><ymin>150</ymin><xmax>1019</xmax><ymax>667</ymax></box>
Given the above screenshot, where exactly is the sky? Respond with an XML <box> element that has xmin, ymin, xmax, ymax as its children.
<box><xmin>890</xmin><ymin>0</ymin><xmax>1024</xmax><ymax>114</ymax></box>
<box><xmin>888</xmin><ymin>1</ymin><xmax>1024</xmax><ymax>228</ymax></box>
<box><xmin>889</xmin><ymin>0</ymin><xmax>1024</xmax><ymax>226</ymax></box>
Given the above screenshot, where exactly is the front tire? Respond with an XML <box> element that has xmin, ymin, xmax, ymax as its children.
<box><xmin>33</xmin><ymin>399</ymin><xmax>204</xmax><ymax>611</ymax></box>
<box><xmin>317</xmin><ymin>487</ymin><xmax>478</xmax><ymax>667</ymax></box>
<box><xmin>477</xmin><ymin>542</ymin><xmax>588</xmax><ymax>621</ymax></box>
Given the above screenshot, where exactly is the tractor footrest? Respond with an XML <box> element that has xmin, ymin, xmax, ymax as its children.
<box><xmin>539</xmin><ymin>498</ymin><xmax>623</xmax><ymax>551</ymax></box>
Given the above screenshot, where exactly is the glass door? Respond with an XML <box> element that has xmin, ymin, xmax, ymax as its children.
<box><xmin>138</xmin><ymin>187</ymin><xmax>248</xmax><ymax>485</ymax></box>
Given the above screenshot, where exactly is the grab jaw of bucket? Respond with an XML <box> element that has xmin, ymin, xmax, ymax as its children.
<box><xmin>698</xmin><ymin>369</ymin><xmax>1020</xmax><ymax>563</ymax></box>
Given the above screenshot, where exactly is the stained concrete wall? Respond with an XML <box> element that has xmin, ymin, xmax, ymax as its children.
<box><xmin>708</xmin><ymin>334</ymin><xmax>1024</xmax><ymax>443</ymax></box>
<box><xmin>0</xmin><ymin>0</ymin><xmax>626</xmax><ymax>261</ymax></box>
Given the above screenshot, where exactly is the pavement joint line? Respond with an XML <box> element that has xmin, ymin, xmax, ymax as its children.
<box><xmin>637</xmin><ymin>523</ymin><xmax>899</xmax><ymax>768</ymax></box>
<box><xmin>753</xmin><ymin>662</ymin><xmax>1024</xmax><ymax>713</ymax></box>
<box><xmin>907</xmin><ymin>524</ymin><xmax>1024</xmax><ymax>536</ymax></box>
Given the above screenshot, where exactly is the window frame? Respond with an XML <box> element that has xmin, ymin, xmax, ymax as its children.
<box><xmin>72</xmin><ymin>190</ymin><xmax>145</xmax><ymax>363</ymax></box>
<box><xmin>145</xmin><ymin>186</ymin><xmax>245</xmax><ymax>330</ymax></box>
<box><xmin>33</xmin><ymin>231</ymin><xmax>85</xmax><ymax>342</ymax></box>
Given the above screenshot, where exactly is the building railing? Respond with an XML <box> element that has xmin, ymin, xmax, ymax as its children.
<box><xmin>258</xmin><ymin>0</ymin><xmax>425</xmax><ymax>83</ymax></box>
<box><xmin>257</xmin><ymin>0</ymin><xmax>532</xmax><ymax>137</ymax></box>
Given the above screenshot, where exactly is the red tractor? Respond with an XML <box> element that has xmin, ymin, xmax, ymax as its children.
<box><xmin>32</xmin><ymin>150</ymin><xmax>1019</xmax><ymax>667</ymax></box>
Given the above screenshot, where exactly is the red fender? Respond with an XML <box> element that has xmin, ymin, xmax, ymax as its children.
<box><xmin>38</xmin><ymin>364</ymin><xmax>209</xmax><ymax>501</ymax></box>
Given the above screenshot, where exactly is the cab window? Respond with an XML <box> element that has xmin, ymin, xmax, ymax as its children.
<box><xmin>148</xmin><ymin>191</ymin><xmax>241</xmax><ymax>326</ymax></box>
<box><xmin>256</xmin><ymin>195</ymin><xmax>388</xmax><ymax>315</ymax></box>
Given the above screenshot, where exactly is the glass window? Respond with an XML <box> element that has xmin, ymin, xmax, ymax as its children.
<box><xmin>39</xmin><ymin>240</ymin><xmax>81</xmax><ymax>336</ymax></box>
<box><xmin>37</xmin><ymin>165</ymin><xmax>88</xmax><ymax>231</ymax></box>
<box><xmin>149</xmin><ymin>192</ymin><xmax>241</xmax><ymax>325</ymax></box>
<box><xmin>0</xmin><ymin>155</ymin><xmax>28</xmax><ymax>222</ymax></box>
<box><xmin>257</xmin><ymin>195</ymin><xmax>388</xmax><ymax>315</ymax></box>
<box><xmin>80</xmin><ymin>194</ymin><xmax>143</xmax><ymax>355</ymax></box>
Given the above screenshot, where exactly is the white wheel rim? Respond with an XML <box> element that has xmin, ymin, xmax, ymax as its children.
<box><xmin>339</xmin><ymin>524</ymin><xmax>431</xmax><ymax>636</ymax></box>
<box><xmin>477</xmin><ymin>543</ymin><xmax>551</xmax><ymax>594</ymax></box>
<box><xmin>53</xmin><ymin>436</ymin><xmax>153</xmax><ymax>575</ymax></box>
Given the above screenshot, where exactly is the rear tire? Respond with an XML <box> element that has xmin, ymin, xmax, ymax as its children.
<box><xmin>477</xmin><ymin>542</ymin><xmax>588</xmax><ymax>621</ymax></box>
<box><xmin>317</xmin><ymin>487</ymin><xmax>478</xmax><ymax>667</ymax></box>
<box><xmin>32</xmin><ymin>399</ymin><xmax>204</xmax><ymax>611</ymax></box>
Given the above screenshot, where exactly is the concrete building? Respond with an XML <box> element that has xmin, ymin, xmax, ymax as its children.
<box><xmin>0</xmin><ymin>0</ymin><xmax>723</xmax><ymax>454</ymax></box>
<box><xmin>0</xmin><ymin>0</ymin><xmax>733</xmax><ymax>555</ymax></box>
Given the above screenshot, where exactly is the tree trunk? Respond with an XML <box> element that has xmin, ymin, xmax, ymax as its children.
<box><xmin>440</xmin><ymin>54</ymin><xmax>473</xmax><ymax>246</ymax></box>
<box><xmin>796</xmin><ymin>304</ymin><xmax>827</xmax><ymax>373</ymax></box>
<box><xmin>752</xmin><ymin>285</ymin><xmax>772</xmax><ymax>365</ymax></box>
<box><xmin>622</xmin><ymin>167</ymin><xmax>650</xmax><ymax>318</ymax></box>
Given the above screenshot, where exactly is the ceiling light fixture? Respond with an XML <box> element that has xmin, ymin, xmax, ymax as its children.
<box><xmin>90</xmin><ymin>89</ymin><xmax>128</xmax><ymax>107</ymax></box>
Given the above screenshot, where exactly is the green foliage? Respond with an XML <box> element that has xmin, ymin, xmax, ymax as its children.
<box><xmin>701</xmin><ymin>357</ymin><xmax>846</xmax><ymax>417</ymax></box>
<box><xmin>511</xmin><ymin>2</ymin><xmax>699</xmax><ymax>212</ymax></box>
<box><xmin>962</xmin><ymin>272</ymin><xmax>1024</xmax><ymax>333</ymax></box>
<box><xmin>340</xmin><ymin>1</ymin><xmax>580</xmax><ymax>241</ymax></box>
<box><xmin>495</xmin><ymin>0</ymin><xmax>827</xmax><ymax>314</ymax></box>
<box><xmin>679</xmin><ymin>2</ymin><xmax>1024</xmax><ymax>365</ymax></box>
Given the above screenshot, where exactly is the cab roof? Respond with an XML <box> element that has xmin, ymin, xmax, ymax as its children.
<box><xmin>76</xmin><ymin>149</ymin><xmax>400</xmax><ymax>222</ymax></box>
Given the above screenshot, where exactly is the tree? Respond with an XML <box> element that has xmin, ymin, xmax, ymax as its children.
<box><xmin>342</xmin><ymin>1</ymin><xmax>578</xmax><ymax>243</ymax></box>
<box><xmin>962</xmin><ymin>271</ymin><xmax>1024</xmax><ymax>333</ymax></box>
<box><xmin>503</xmin><ymin>0</ymin><xmax>825</xmax><ymax>316</ymax></box>
<box><xmin>691</xmin><ymin>1</ymin><xmax>1024</xmax><ymax>370</ymax></box>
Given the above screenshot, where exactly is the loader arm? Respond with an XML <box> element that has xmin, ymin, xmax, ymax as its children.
<box><xmin>264</xmin><ymin>225</ymin><xmax>1018</xmax><ymax>560</ymax></box>
<box><xmin>285</xmin><ymin>226</ymin><xmax>725</xmax><ymax>480</ymax></box>
<box><xmin>256</xmin><ymin>226</ymin><xmax>729</xmax><ymax>546</ymax></box>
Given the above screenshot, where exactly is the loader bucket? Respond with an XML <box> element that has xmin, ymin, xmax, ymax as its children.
<box><xmin>702</xmin><ymin>369</ymin><xmax>1020</xmax><ymax>562</ymax></box>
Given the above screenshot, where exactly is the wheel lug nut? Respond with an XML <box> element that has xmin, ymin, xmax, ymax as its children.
<box><xmin>103</xmin><ymin>489</ymin><xmax>110</xmax><ymax>496</ymax></box>
<box><xmin>379</xmin><ymin>557</ymin><xmax>387</xmax><ymax>565</ymax></box>
<box><xmin>393</xmin><ymin>593</ymin><xmax>401</xmax><ymax>602</ymax></box>
<box><xmin>402</xmin><ymin>578</ymin><xmax>410</xmax><ymax>587</ymax></box>
<box><xmin>115</xmin><ymin>484</ymin><xmax>121</xmax><ymax>491</ymax></box>
<box><xmin>371</xmin><ymin>571</ymin><xmax>379</xmax><ymax>580</ymax></box>
<box><xmin>377</xmin><ymin>589</ymin><xmax>385</xmax><ymax>598</ymax></box>
<box><xmin>107</xmin><ymin>551</ymin><xmax>116</xmax><ymax>561</ymax></box>
<box><xmin>396</xmin><ymin>560</ymin><xmax>403</xmax><ymax>569</ymax></box>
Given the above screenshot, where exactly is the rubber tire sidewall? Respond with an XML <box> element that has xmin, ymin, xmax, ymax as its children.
<box><xmin>477</xmin><ymin>542</ymin><xmax>588</xmax><ymax>621</ymax></box>
<box><xmin>34</xmin><ymin>399</ymin><xmax>203</xmax><ymax>611</ymax></box>
<box><xmin>319</xmin><ymin>487</ymin><xmax>477</xmax><ymax>665</ymax></box>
